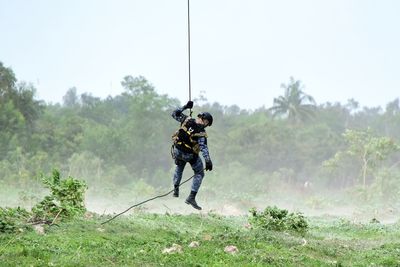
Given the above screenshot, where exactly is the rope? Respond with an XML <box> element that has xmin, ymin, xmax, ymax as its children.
<box><xmin>101</xmin><ymin>169</ymin><xmax>204</xmax><ymax>225</ymax></box>
<box><xmin>187</xmin><ymin>0</ymin><xmax>193</xmax><ymax>117</ymax></box>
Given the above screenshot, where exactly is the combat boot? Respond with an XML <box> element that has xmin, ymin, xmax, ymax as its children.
<box><xmin>173</xmin><ymin>185</ymin><xmax>179</xmax><ymax>197</ymax></box>
<box><xmin>185</xmin><ymin>191</ymin><xmax>202</xmax><ymax>210</ymax></box>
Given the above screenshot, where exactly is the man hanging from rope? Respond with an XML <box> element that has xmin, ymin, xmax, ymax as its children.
<box><xmin>171</xmin><ymin>100</ymin><xmax>213</xmax><ymax>210</ymax></box>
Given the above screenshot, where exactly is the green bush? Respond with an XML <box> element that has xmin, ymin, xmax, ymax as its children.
<box><xmin>1</xmin><ymin>170</ymin><xmax>87</xmax><ymax>231</ymax></box>
<box><xmin>249</xmin><ymin>206</ymin><xmax>308</xmax><ymax>234</ymax></box>
<box><xmin>0</xmin><ymin>207</ymin><xmax>31</xmax><ymax>233</ymax></box>
<box><xmin>31</xmin><ymin>169</ymin><xmax>87</xmax><ymax>221</ymax></box>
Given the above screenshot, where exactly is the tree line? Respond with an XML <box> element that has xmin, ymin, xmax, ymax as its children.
<box><xmin>1</xmin><ymin>61</ymin><xmax>400</xmax><ymax>204</ymax></box>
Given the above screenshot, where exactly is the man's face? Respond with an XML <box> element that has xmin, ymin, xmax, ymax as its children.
<box><xmin>196</xmin><ymin>117</ymin><xmax>209</xmax><ymax>127</ymax></box>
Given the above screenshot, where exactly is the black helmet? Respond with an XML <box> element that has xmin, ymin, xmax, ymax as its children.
<box><xmin>198</xmin><ymin>112</ymin><xmax>213</xmax><ymax>126</ymax></box>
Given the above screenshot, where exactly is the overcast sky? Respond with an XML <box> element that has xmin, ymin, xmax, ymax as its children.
<box><xmin>1</xmin><ymin>0</ymin><xmax>400</xmax><ymax>110</ymax></box>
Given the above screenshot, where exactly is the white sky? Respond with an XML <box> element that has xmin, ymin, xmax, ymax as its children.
<box><xmin>1</xmin><ymin>0</ymin><xmax>399</xmax><ymax>110</ymax></box>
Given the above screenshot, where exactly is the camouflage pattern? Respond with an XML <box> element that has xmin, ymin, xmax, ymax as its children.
<box><xmin>173</xmin><ymin>147</ymin><xmax>204</xmax><ymax>192</ymax></box>
<box><xmin>171</xmin><ymin>106</ymin><xmax>211</xmax><ymax>192</ymax></box>
<box><xmin>172</xmin><ymin>107</ymin><xmax>211</xmax><ymax>161</ymax></box>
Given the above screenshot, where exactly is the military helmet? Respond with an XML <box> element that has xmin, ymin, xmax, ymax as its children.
<box><xmin>198</xmin><ymin>112</ymin><xmax>213</xmax><ymax>126</ymax></box>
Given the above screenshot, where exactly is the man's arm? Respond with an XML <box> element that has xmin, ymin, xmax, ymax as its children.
<box><xmin>172</xmin><ymin>106</ymin><xmax>188</xmax><ymax>123</ymax></box>
<box><xmin>198</xmin><ymin>136</ymin><xmax>212</xmax><ymax>170</ymax></box>
<box><xmin>172</xmin><ymin>101</ymin><xmax>193</xmax><ymax>123</ymax></box>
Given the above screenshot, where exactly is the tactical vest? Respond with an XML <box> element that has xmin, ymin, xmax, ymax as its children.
<box><xmin>172</xmin><ymin>117</ymin><xmax>207</xmax><ymax>154</ymax></box>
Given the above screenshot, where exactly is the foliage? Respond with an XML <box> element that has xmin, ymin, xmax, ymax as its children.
<box><xmin>2</xmin><ymin>61</ymin><xmax>400</xmax><ymax>200</ymax></box>
<box><xmin>68</xmin><ymin>151</ymin><xmax>104</xmax><ymax>186</ymax></box>
<box><xmin>0</xmin><ymin>170</ymin><xmax>88</xmax><ymax>231</ymax></box>
<box><xmin>323</xmin><ymin>128</ymin><xmax>400</xmax><ymax>187</ymax></box>
<box><xmin>372</xmin><ymin>168</ymin><xmax>400</xmax><ymax>204</ymax></box>
<box><xmin>269</xmin><ymin>77</ymin><xmax>316</xmax><ymax>123</ymax></box>
<box><xmin>0</xmin><ymin>207</ymin><xmax>31</xmax><ymax>233</ymax></box>
<box><xmin>348</xmin><ymin>168</ymin><xmax>400</xmax><ymax>205</ymax></box>
<box><xmin>31</xmin><ymin>169</ymin><xmax>87</xmax><ymax>221</ymax></box>
<box><xmin>249</xmin><ymin>206</ymin><xmax>308</xmax><ymax>234</ymax></box>
<box><xmin>0</xmin><ymin>62</ymin><xmax>44</xmax><ymax>156</ymax></box>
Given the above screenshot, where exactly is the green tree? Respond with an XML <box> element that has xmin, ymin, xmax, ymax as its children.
<box><xmin>323</xmin><ymin>128</ymin><xmax>399</xmax><ymax>188</ymax></box>
<box><xmin>121</xmin><ymin>75</ymin><xmax>155</xmax><ymax>96</ymax></box>
<box><xmin>0</xmin><ymin>62</ymin><xmax>17</xmax><ymax>98</ymax></box>
<box><xmin>0</xmin><ymin>63</ymin><xmax>44</xmax><ymax>159</ymax></box>
<box><xmin>382</xmin><ymin>98</ymin><xmax>400</xmax><ymax>138</ymax></box>
<box><xmin>62</xmin><ymin>87</ymin><xmax>80</xmax><ymax>108</ymax></box>
<box><xmin>269</xmin><ymin>77</ymin><xmax>316</xmax><ymax>123</ymax></box>
<box><xmin>1</xmin><ymin>62</ymin><xmax>43</xmax><ymax>127</ymax></box>
<box><xmin>13</xmin><ymin>82</ymin><xmax>44</xmax><ymax>128</ymax></box>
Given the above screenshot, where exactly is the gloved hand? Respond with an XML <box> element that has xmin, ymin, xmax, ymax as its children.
<box><xmin>183</xmin><ymin>100</ymin><xmax>193</xmax><ymax>110</ymax></box>
<box><xmin>205</xmin><ymin>160</ymin><xmax>213</xmax><ymax>171</ymax></box>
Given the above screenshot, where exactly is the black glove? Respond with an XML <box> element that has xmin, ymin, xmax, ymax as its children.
<box><xmin>205</xmin><ymin>160</ymin><xmax>213</xmax><ymax>171</ymax></box>
<box><xmin>183</xmin><ymin>100</ymin><xmax>193</xmax><ymax>110</ymax></box>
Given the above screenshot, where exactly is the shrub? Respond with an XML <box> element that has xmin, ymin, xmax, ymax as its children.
<box><xmin>0</xmin><ymin>207</ymin><xmax>31</xmax><ymax>233</ymax></box>
<box><xmin>31</xmin><ymin>169</ymin><xmax>87</xmax><ymax>222</ymax></box>
<box><xmin>249</xmin><ymin>206</ymin><xmax>308</xmax><ymax>234</ymax></box>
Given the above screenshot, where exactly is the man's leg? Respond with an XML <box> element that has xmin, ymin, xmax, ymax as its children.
<box><xmin>173</xmin><ymin>159</ymin><xmax>186</xmax><ymax>197</ymax></box>
<box><xmin>185</xmin><ymin>156</ymin><xmax>204</xmax><ymax>210</ymax></box>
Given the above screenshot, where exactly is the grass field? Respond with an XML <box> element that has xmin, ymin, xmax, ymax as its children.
<box><xmin>1</xmin><ymin>211</ymin><xmax>400</xmax><ymax>266</ymax></box>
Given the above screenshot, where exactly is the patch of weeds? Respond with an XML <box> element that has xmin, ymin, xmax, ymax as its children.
<box><xmin>249</xmin><ymin>206</ymin><xmax>308</xmax><ymax>235</ymax></box>
<box><xmin>0</xmin><ymin>207</ymin><xmax>31</xmax><ymax>233</ymax></box>
<box><xmin>1</xmin><ymin>169</ymin><xmax>87</xmax><ymax>232</ymax></box>
<box><xmin>31</xmin><ymin>169</ymin><xmax>87</xmax><ymax>222</ymax></box>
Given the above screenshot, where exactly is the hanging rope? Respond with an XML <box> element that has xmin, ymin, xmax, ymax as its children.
<box><xmin>100</xmin><ymin>170</ymin><xmax>204</xmax><ymax>225</ymax></box>
<box><xmin>187</xmin><ymin>0</ymin><xmax>193</xmax><ymax>117</ymax></box>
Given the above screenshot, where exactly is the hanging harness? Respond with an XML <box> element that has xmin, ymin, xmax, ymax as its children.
<box><xmin>172</xmin><ymin>117</ymin><xmax>207</xmax><ymax>154</ymax></box>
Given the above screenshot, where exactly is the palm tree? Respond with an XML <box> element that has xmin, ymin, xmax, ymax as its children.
<box><xmin>269</xmin><ymin>77</ymin><xmax>316</xmax><ymax>122</ymax></box>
